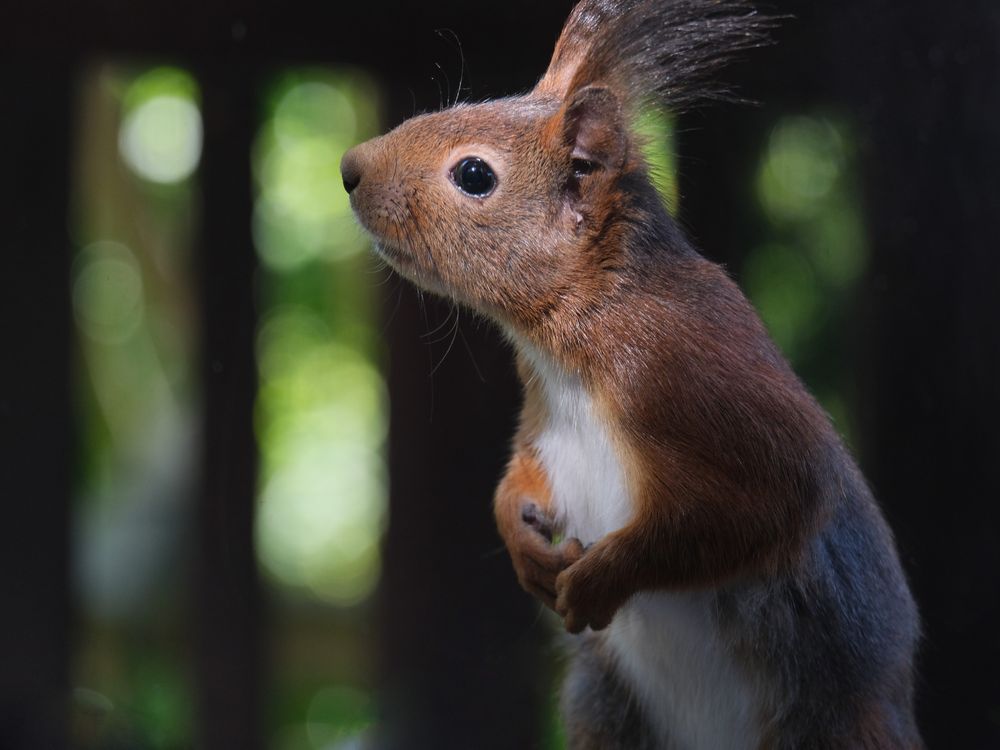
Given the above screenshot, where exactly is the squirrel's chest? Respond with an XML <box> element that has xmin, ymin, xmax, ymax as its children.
<box><xmin>607</xmin><ymin>593</ymin><xmax>765</xmax><ymax>750</ymax></box>
<box><xmin>530</xmin><ymin>362</ymin><xmax>634</xmax><ymax>547</ymax></box>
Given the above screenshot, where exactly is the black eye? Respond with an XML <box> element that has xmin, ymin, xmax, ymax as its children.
<box><xmin>572</xmin><ymin>158</ymin><xmax>598</xmax><ymax>179</ymax></box>
<box><xmin>451</xmin><ymin>157</ymin><xmax>497</xmax><ymax>197</ymax></box>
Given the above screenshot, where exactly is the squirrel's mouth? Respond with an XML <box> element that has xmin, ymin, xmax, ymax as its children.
<box><xmin>371</xmin><ymin>237</ymin><xmax>449</xmax><ymax>296</ymax></box>
<box><xmin>350</xmin><ymin>196</ymin><xmax>450</xmax><ymax>297</ymax></box>
<box><xmin>372</xmin><ymin>240</ymin><xmax>408</xmax><ymax>266</ymax></box>
<box><xmin>349</xmin><ymin>195</ymin><xmax>413</xmax><ymax>259</ymax></box>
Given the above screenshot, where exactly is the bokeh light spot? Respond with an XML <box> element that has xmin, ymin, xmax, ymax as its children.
<box><xmin>273</xmin><ymin>81</ymin><xmax>358</xmax><ymax>147</ymax></box>
<box><xmin>743</xmin><ymin>242</ymin><xmax>822</xmax><ymax>360</ymax></box>
<box><xmin>72</xmin><ymin>241</ymin><xmax>145</xmax><ymax>345</ymax></box>
<box><xmin>306</xmin><ymin>685</ymin><xmax>372</xmax><ymax>748</ymax></box>
<box><xmin>118</xmin><ymin>69</ymin><xmax>202</xmax><ymax>185</ymax></box>
<box><xmin>758</xmin><ymin>116</ymin><xmax>844</xmax><ymax>221</ymax></box>
<box><xmin>119</xmin><ymin>96</ymin><xmax>202</xmax><ymax>184</ymax></box>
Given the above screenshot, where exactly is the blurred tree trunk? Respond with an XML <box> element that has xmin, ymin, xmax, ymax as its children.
<box><xmin>0</xmin><ymin>65</ymin><xmax>73</xmax><ymax>750</ymax></box>
<box><xmin>376</xmin><ymin>286</ymin><xmax>547</xmax><ymax>749</ymax></box>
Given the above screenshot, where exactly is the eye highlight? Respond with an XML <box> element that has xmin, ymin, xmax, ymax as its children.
<box><xmin>451</xmin><ymin>157</ymin><xmax>497</xmax><ymax>197</ymax></box>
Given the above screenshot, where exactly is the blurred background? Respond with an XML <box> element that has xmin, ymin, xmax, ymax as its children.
<box><xmin>0</xmin><ymin>1</ymin><xmax>997</xmax><ymax>748</ymax></box>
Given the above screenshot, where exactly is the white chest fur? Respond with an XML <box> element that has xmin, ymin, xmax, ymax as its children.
<box><xmin>522</xmin><ymin>346</ymin><xmax>633</xmax><ymax>545</ymax></box>
<box><xmin>608</xmin><ymin>594</ymin><xmax>764</xmax><ymax>750</ymax></box>
<box><xmin>520</xmin><ymin>343</ymin><xmax>764</xmax><ymax>749</ymax></box>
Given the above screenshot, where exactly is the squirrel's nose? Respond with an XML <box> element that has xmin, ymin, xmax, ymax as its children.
<box><xmin>341</xmin><ymin>148</ymin><xmax>362</xmax><ymax>194</ymax></box>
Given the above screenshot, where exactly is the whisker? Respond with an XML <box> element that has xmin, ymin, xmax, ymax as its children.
<box><xmin>436</xmin><ymin>28</ymin><xmax>466</xmax><ymax>106</ymax></box>
<box><xmin>429</xmin><ymin>303</ymin><xmax>462</xmax><ymax>376</ymax></box>
<box><xmin>431</xmin><ymin>70</ymin><xmax>444</xmax><ymax>111</ymax></box>
<box><xmin>434</xmin><ymin>62</ymin><xmax>451</xmax><ymax>110</ymax></box>
<box><xmin>422</xmin><ymin>303</ymin><xmax>457</xmax><ymax>342</ymax></box>
<box><xmin>458</xmin><ymin>324</ymin><xmax>487</xmax><ymax>383</ymax></box>
<box><xmin>381</xmin><ymin>276</ymin><xmax>406</xmax><ymax>335</ymax></box>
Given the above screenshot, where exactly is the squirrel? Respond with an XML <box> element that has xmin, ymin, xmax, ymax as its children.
<box><xmin>341</xmin><ymin>0</ymin><xmax>922</xmax><ymax>747</ymax></box>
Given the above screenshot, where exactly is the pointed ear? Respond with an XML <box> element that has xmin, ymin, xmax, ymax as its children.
<box><xmin>534</xmin><ymin>1</ymin><xmax>616</xmax><ymax>99</ymax></box>
<box><xmin>560</xmin><ymin>86</ymin><xmax>627</xmax><ymax>172</ymax></box>
<box><xmin>536</xmin><ymin>43</ymin><xmax>587</xmax><ymax>100</ymax></box>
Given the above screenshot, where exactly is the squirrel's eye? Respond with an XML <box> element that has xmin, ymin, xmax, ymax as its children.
<box><xmin>451</xmin><ymin>157</ymin><xmax>497</xmax><ymax>197</ymax></box>
<box><xmin>572</xmin><ymin>158</ymin><xmax>598</xmax><ymax>179</ymax></box>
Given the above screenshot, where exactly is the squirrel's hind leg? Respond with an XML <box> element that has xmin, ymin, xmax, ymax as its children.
<box><xmin>560</xmin><ymin>633</ymin><xmax>661</xmax><ymax>750</ymax></box>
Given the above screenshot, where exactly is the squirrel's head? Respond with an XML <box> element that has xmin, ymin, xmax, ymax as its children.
<box><xmin>342</xmin><ymin>88</ymin><xmax>632</xmax><ymax>328</ymax></box>
<box><xmin>343</xmin><ymin>0</ymin><xmax>769</xmax><ymax>331</ymax></box>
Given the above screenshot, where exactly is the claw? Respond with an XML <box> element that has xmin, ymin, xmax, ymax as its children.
<box><xmin>521</xmin><ymin>502</ymin><xmax>553</xmax><ymax>542</ymax></box>
<box><xmin>564</xmin><ymin>611</ymin><xmax>586</xmax><ymax>634</ymax></box>
<box><xmin>562</xmin><ymin>537</ymin><xmax>584</xmax><ymax>559</ymax></box>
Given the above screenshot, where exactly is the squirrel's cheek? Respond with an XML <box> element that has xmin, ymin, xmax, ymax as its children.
<box><xmin>552</xmin><ymin>200</ymin><xmax>585</xmax><ymax>235</ymax></box>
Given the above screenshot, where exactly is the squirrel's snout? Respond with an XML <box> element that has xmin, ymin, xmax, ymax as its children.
<box><xmin>341</xmin><ymin>147</ymin><xmax>363</xmax><ymax>194</ymax></box>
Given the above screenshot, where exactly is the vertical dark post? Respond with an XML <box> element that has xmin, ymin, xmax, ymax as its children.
<box><xmin>821</xmin><ymin>1</ymin><xmax>1000</xmax><ymax>744</ymax></box>
<box><xmin>374</xmin><ymin>89</ymin><xmax>545</xmax><ymax>750</ymax></box>
<box><xmin>377</xmin><ymin>287</ymin><xmax>545</xmax><ymax>750</ymax></box>
<box><xmin>0</xmin><ymin>65</ymin><xmax>72</xmax><ymax>749</ymax></box>
<box><xmin>193</xmin><ymin>63</ymin><xmax>263</xmax><ymax>750</ymax></box>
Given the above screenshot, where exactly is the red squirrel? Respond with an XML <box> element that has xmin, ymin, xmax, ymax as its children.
<box><xmin>342</xmin><ymin>0</ymin><xmax>921</xmax><ymax>746</ymax></box>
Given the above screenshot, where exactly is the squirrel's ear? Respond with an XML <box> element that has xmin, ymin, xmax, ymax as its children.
<box><xmin>534</xmin><ymin>0</ymin><xmax>620</xmax><ymax>101</ymax></box>
<box><xmin>536</xmin><ymin>44</ymin><xmax>585</xmax><ymax>100</ymax></box>
<box><xmin>534</xmin><ymin>1</ymin><xmax>608</xmax><ymax>100</ymax></box>
<box><xmin>560</xmin><ymin>86</ymin><xmax>627</xmax><ymax>172</ymax></box>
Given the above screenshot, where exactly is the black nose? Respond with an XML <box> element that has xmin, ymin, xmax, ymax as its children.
<box><xmin>341</xmin><ymin>148</ymin><xmax>362</xmax><ymax>194</ymax></box>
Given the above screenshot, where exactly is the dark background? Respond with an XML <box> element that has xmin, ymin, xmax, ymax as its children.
<box><xmin>1</xmin><ymin>0</ymin><xmax>998</xmax><ymax>748</ymax></box>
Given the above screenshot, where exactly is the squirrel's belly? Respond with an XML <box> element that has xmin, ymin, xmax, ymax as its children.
<box><xmin>607</xmin><ymin>592</ymin><xmax>767</xmax><ymax>750</ymax></box>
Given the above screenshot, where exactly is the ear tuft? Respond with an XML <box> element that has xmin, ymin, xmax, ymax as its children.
<box><xmin>562</xmin><ymin>86</ymin><xmax>626</xmax><ymax>172</ymax></box>
<box><xmin>534</xmin><ymin>0</ymin><xmax>775</xmax><ymax>114</ymax></box>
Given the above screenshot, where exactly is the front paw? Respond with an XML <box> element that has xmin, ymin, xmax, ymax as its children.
<box><xmin>510</xmin><ymin>503</ymin><xmax>584</xmax><ymax>610</ymax></box>
<box><xmin>554</xmin><ymin>561</ymin><xmax>623</xmax><ymax>634</ymax></box>
<box><xmin>521</xmin><ymin>502</ymin><xmax>555</xmax><ymax>542</ymax></box>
